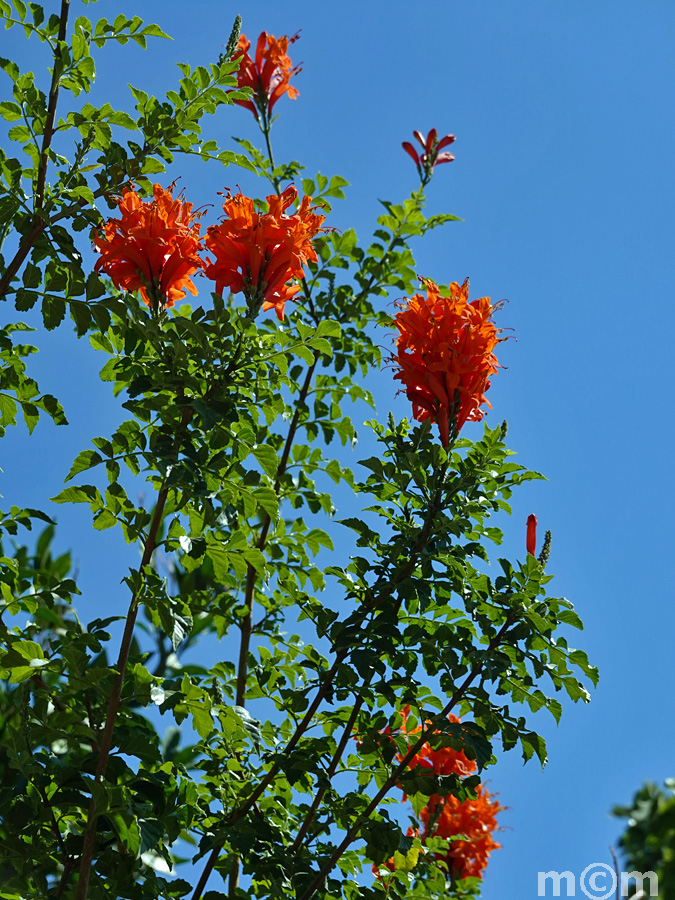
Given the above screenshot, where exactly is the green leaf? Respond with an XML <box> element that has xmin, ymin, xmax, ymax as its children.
<box><xmin>15</xmin><ymin>289</ymin><xmax>39</xmax><ymax>311</ymax></box>
<box><xmin>253</xmin><ymin>486</ymin><xmax>278</xmax><ymax>519</ymax></box>
<box><xmin>66</xmin><ymin>448</ymin><xmax>103</xmax><ymax>481</ymax></box>
<box><xmin>242</xmin><ymin>548</ymin><xmax>266</xmax><ymax>576</ymax></box>
<box><xmin>252</xmin><ymin>444</ymin><xmax>278</xmax><ymax>480</ymax></box>
<box><xmin>306</xmin><ymin>528</ymin><xmax>334</xmax><ymax>553</ymax></box>
<box><xmin>0</xmin><ymin>393</ymin><xmax>17</xmax><ymax>429</ymax></box>
<box><xmin>157</xmin><ymin>598</ymin><xmax>193</xmax><ymax>652</ymax></box>
<box><xmin>293</xmin><ymin>343</ymin><xmax>315</xmax><ymax>366</ymax></box>
<box><xmin>51</xmin><ymin>484</ymin><xmax>102</xmax><ymax>508</ymax></box>
<box><xmin>0</xmin><ymin>100</ymin><xmax>22</xmax><ymax>121</ymax></box>
<box><xmin>1</xmin><ymin>640</ymin><xmax>48</xmax><ymax>683</ymax></box>
<box><xmin>520</xmin><ymin>731</ymin><xmax>548</xmax><ymax>768</ymax></box>
<box><xmin>141</xmin><ymin>22</ymin><xmax>172</xmax><ymax>39</ymax></box>
<box><xmin>42</xmin><ymin>295</ymin><xmax>67</xmax><ymax>330</ymax></box>
<box><xmin>108</xmin><ymin>110</ymin><xmax>137</xmax><ymax>130</ymax></box>
<box><xmin>192</xmin><ymin>707</ymin><xmax>213</xmax><ymax>740</ymax></box>
<box><xmin>93</xmin><ymin>508</ymin><xmax>116</xmax><ymax>530</ymax></box>
<box><xmin>314</xmin><ymin>319</ymin><xmax>341</xmax><ymax>340</ymax></box>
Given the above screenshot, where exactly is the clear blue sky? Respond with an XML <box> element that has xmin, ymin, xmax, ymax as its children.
<box><xmin>3</xmin><ymin>1</ymin><xmax>675</xmax><ymax>896</ymax></box>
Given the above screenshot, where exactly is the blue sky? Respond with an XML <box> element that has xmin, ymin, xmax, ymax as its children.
<box><xmin>3</xmin><ymin>0</ymin><xmax>675</xmax><ymax>896</ymax></box>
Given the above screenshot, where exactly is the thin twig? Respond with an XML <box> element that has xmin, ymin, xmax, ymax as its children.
<box><xmin>192</xmin><ymin>493</ymin><xmax>441</xmax><ymax>898</ymax></box>
<box><xmin>295</xmin><ymin>616</ymin><xmax>519</xmax><ymax>900</ymax></box>
<box><xmin>292</xmin><ymin>692</ymin><xmax>367</xmax><ymax>852</ymax></box>
<box><xmin>74</xmin><ymin>403</ymin><xmax>194</xmax><ymax>899</ymax></box>
<box><xmin>0</xmin><ymin>0</ymin><xmax>70</xmax><ymax>300</ymax></box>
<box><xmin>74</xmin><ymin>483</ymin><xmax>171</xmax><ymax>899</ymax></box>
<box><xmin>52</xmin><ymin>857</ymin><xmax>75</xmax><ymax>900</ymax></box>
<box><xmin>234</xmin><ymin>357</ymin><xmax>317</xmax><ymax>707</ymax></box>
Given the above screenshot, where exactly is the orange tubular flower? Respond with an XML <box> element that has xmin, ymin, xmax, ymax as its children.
<box><xmin>392</xmin><ymin>278</ymin><xmax>504</xmax><ymax>447</ymax></box>
<box><xmin>233</xmin><ymin>31</ymin><xmax>301</xmax><ymax>120</ymax></box>
<box><xmin>93</xmin><ymin>184</ymin><xmax>204</xmax><ymax>310</ymax></box>
<box><xmin>423</xmin><ymin>784</ymin><xmax>503</xmax><ymax>880</ymax></box>
<box><xmin>381</xmin><ymin>708</ymin><xmax>503</xmax><ymax>882</ymax></box>
<box><xmin>394</xmin><ymin>708</ymin><xmax>477</xmax><ymax>783</ymax></box>
<box><xmin>203</xmin><ymin>185</ymin><xmax>325</xmax><ymax>320</ymax></box>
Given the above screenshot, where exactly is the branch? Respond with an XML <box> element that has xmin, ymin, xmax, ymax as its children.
<box><xmin>74</xmin><ymin>406</ymin><xmax>194</xmax><ymax>899</ymax></box>
<box><xmin>0</xmin><ymin>0</ymin><xmax>70</xmax><ymax>300</ymax></box>
<box><xmin>192</xmin><ymin>491</ymin><xmax>441</xmax><ymax>899</ymax></box>
<box><xmin>292</xmin><ymin>691</ymin><xmax>367</xmax><ymax>853</ymax></box>
<box><xmin>234</xmin><ymin>356</ymin><xmax>317</xmax><ymax>707</ymax></box>
<box><xmin>36</xmin><ymin>0</ymin><xmax>70</xmax><ymax>208</ymax></box>
<box><xmin>295</xmin><ymin>616</ymin><xmax>519</xmax><ymax>900</ymax></box>
<box><xmin>74</xmin><ymin>482</ymin><xmax>171</xmax><ymax>900</ymax></box>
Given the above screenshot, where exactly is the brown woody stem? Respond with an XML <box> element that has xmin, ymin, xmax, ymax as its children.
<box><xmin>0</xmin><ymin>0</ymin><xmax>69</xmax><ymax>300</ymax></box>
<box><xmin>74</xmin><ymin>482</ymin><xmax>171</xmax><ymax>900</ymax></box>
<box><xmin>195</xmin><ymin>129</ymin><xmax>424</xmax><ymax>899</ymax></box>
<box><xmin>192</xmin><ymin>493</ymin><xmax>440</xmax><ymax>898</ymax></box>
<box><xmin>235</xmin><ymin>356</ymin><xmax>317</xmax><ymax>707</ymax></box>
<box><xmin>295</xmin><ymin>616</ymin><xmax>518</xmax><ymax>900</ymax></box>
<box><xmin>75</xmin><ymin>402</ymin><xmax>194</xmax><ymax>898</ymax></box>
<box><xmin>292</xmin><ymin>692</ymin><xmax>366</xmax><ymax>853</ymax></box>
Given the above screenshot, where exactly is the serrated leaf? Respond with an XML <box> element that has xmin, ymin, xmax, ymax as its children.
<box><xmin>293</xmin><ymin>344</ymin><xmax>315</xmax><ymax>365</ymax></box>
<box><xmin>66</xmin><ymin>448</ymin><xmax>103</xmax><ymax>481</ymax></box>
<box><xmin>42</xmin><ymin>295</ymin><xmax>67</xmax><ymax>330</ymax></box>
<box><xmin>93</xmin><ymin>509</ymin><xmax>116</xmax><ymax>530</ymax></box>
<box><xmin>141</xmin><ymin>22</ymin><xmax>171</xmax><ymax>39</ymax></box>
<box><xmin>253</xmin><ymin>486</ymin><xmax>278</xmax><ymax>519</ymax></box>
<box><xmin>314</xmin><ymin>319</ymin><xmax>341</xmax><ymax>340</ymax></box>
<box><xmin>252</xmin><ymin>444</ymin><xmax>278</xmax><ymax>479</ymax></box>
<box><xmin>0</xmin><ymin>393</ymin><xmax>17</xmax><ymax>429</ymax></box>
<box><xmin>242</xmin><ymin>548</ymin><xmax>266</xmax><ymax>575</ymax></box>
<box><xmin>51</xmin><ymin>484</ymin><xmax>102</xmax><ymax>507</ymax></box>
<box><xmin>0</xmin><ymin>100</ymin><xmax>22</xmax><ymax>121</ymax></box>
<box><xmin>158</xmin><ymin>598</ymin><xmax>193</xmax><ymax>652</ymax></box>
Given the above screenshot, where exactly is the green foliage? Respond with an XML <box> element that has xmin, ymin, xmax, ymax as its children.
<box><xmin>614</xmin><ymin>781</ymin><xmax>675</xmax><ymax>899</ymax></box>
<box><xmin>0</xmin><ymin>4</ymin><xmax>595</xmax><ymax>900</ymax></box>
<box><xmin>0</xmin><ymin>323</ymin><xmax>66</xmax><ymax>432</ymax></box>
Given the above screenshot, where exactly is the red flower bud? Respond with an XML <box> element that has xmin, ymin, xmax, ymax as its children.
<box><xmin>402</xmin><ymin>128</ymin><xmax>456</xmax><ymax>183</ymax></box>
<box><xmin>526</xmin><ymin>514</ymin><xmax>538</xmax><ymax>556</ymax></box>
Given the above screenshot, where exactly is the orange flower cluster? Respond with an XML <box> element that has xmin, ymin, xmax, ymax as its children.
<box><xmin>422</xmin><ymin>785</ymin><xmax>503</xmax><ymax>880</ymax></box>
<box><xmin>395</xmin><ymin>708</ymin><xmax>476</xmax><ymax>782</ymax></box>
<box><xmin>93</xmin><ymin>184</ymin><xmax>203</xmax><ymax>310</ymax></box>
<box><xmin>203</xmin><ymin>185</ymin><xmax>325</xmax><ymax>320</ymax></box>
<box><xmin>392</xmin><ymin>278</ymin><xmax>503</xmax><ymax>447</ymax></box>
<box><xmin>381</xmin><ymin>708</ymin><xmax>502</xmax><ymax>882</ymax></box>
<box><xmin>234</xmin><ymin>31</ymin><xmax>301</xmax><ymax>120</ymax></box>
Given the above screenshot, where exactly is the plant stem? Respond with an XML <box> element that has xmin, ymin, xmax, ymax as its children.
<box><xmin>192</xmin><ymin>495</ymin><xmax>440</xmax><ymax>899</ymax></box>
<box><xmin>234</xmin><ymin>356</ymin><xmax>317</xmax><ymax>708</ymax></box>
<box><xmin>74</xmin><ymin>481</ymin><xmax>171</xmax><ymax>900</ymax></box>
<box><xmin>295</xmin><ymin>616</ymin><xmax>518</xmax><ymax>900</ymax></box>
<box><xmin>292</xmin><ymin>692</ymin><xmax>366</xmax><ymax>853</ymax></box>
<box><xmin>227</xmin><ymin>862</ymin><xmax>239</xmax><ymax>899</ymax></box>
<box><xmin>36</xmin><ymin>0</ymin><xmax>70</xmax><ymax>208</ymax></box>
<box><xmin>259</xmin><ymin>107</ymin><xmax>280</xmax><ymax>194</ymax></box>
<box><xmin>0</xmin><ymin>0</ymin><xmax>70</xmax><ymax>300</ymax></box>
<box><xmin>74</xmin><ymin>398</ymin><xmax>195</xmax><ymax>898</ymax></box>
<box><xmin>52</xmin><ymin>857</ymin><xmax>75</xmax><ymax>900</ymax></box>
